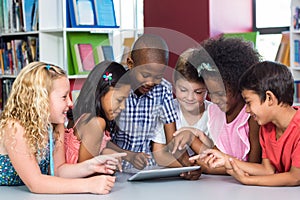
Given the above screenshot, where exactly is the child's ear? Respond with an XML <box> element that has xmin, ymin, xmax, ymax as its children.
<box><xmin>127</xmin><ymin>57</ymin><xmax>134</xmax><ymax>70</ymax></box>
<box><xmin>265</xmin><ymin>90</ymin><xmax>277</xmax><ymax>106</ymax></box>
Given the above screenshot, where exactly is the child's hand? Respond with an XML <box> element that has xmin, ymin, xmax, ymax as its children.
<box><xmin>226</xmin><ymin>158</ymin><xmax>250</xmax><ymax>184</ymax></box>
<box><xmin>127</xmin><ymin>152</ymin><xmax>151</xmax><ymax>170</ymax></box>
<box><xmin>101</xmin><ymin>149</ymin><xmax>126</xmax><ymax>172</ymax></box>
<box><xmin>180</xmin><ymin>167</ymin><xmax>202</xmax><ymax>180</ymax></box>
<box><xmin>174</xmin><ymin>127</ymin><xmax>202</xmax><ymax>138</ymax></box>
<box><xmin>87</xmin><ymin>175</ymin><xmax>116</xmax><ymax>194</ymax></box>
<box><xmin>88</xmin><ymin>153</ymin><xmax>127</xmax><ymax>174</ymax></box>
<box><xmin>171</xmin><ymin>129</ymin><xmax>195</xmax><ymax>154</ymax></box>
<box><xmin>189</xmin><ymin>149</ymin><xmax>230</xmax><ymax>169</ymax></box>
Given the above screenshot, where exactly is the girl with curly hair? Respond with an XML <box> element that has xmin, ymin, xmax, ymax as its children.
<box><xmin>0</xmin><ymin>61</ymin><xmax>125</xmax><ymax>194</ymax></box>
<box><xmin>174</xmin><ymin>36</ymin><xmax>262</xmax><ymax>175</ymax></box>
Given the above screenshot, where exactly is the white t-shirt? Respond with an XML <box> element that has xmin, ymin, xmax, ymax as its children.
<box><xmin>152</xmin><ymin>99</ymin><xmax>212</xmax><ymax>144</ymax></box>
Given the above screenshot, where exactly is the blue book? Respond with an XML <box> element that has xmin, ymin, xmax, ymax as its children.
<box><xmin>93</xmin><ymin>0</ymin><xmax>118</xmax><ymax>27</ymax></box>
<box><xmin>68</xmin><ymin>0</ymin><xmax>98</xmax><ymax>28</ymax></box>
<box><xmin>101</xmin><ymin>45</ymin><xmax>114</xmax><ymax>61</ymax></box>
<box><xmin>295</xmin><ymin>40</ymin><xmax>300</xmax><ymax>66</ymax></box>
<box><xmin>22</xmin><ymin>0</ymin><xmax>36</xmax><ymax>32</ymax></box>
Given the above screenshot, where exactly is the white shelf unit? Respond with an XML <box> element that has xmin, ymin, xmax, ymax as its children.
<box><xmin>38</xmin><ymin>0</ymin><xmax>143</xmax><ymax>75</ymax></box>
<box><xmin>0</xmin><ymin>0</ymin><xmax>143</xmax><ymax>110</ymax></box>
<box><xmin>290</xmin><ymin>0</ymin><xmax>300</xmax><ymax>104</ymax></box>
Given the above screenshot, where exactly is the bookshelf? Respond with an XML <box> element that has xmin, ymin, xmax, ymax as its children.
<box><xmin>39</xmin><ymin>0</ymin><xmax>142</xmax><ymax>75</ymax></box>
<box><xmin>0</xmin><ymin>0</ymin><xmax>143</xmax><ymax>109</ymax></box>
<box><xmin>291</xmin><ymin>0</ymin><xmax>300</xmax><ymax>105</ymax></box>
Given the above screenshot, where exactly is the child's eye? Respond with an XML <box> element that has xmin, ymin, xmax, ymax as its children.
<box><xmin>195</xmin><ymin>90</ymin><xmax>206</xmax><ymax>95</ymax></box>
<box><xmin>155</xmin><ymin>75</ymin><xmax>163</xmax><ymax>80</ymax></box>
<box><xmin>62</xmin><ymin>95</ymin><xmax>67</xmax><ymax>100</ymax></box>
<box><xmin>117</xmin><ymin>98</ymin><xmax>124</xmax><ymax>103</ymax></box>
<box><xmin>141</xmin><ymin>73</ymin><xmax>150</xmax><ymax>78</ymax></box>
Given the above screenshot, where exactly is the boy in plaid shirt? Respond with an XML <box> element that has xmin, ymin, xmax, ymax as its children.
<box><xmin>110</xmin><ymin>34</ymin><xmax>200</xmax><ymax>179</ymax></box>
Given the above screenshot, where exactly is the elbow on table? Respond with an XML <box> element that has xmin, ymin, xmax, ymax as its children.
<box><xmin>23</xmin><ymin>177</ymin><xmax>46</xmax><ymax>194</ymax></box>
<box><xmin>26</xmin><ymin>183</ymin><xmax>43</xmax><ymax>194</ymax></box>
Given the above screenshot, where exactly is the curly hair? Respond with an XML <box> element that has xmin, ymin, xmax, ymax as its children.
<box><xmin>0</xmin><ymin>61</ymin><xmax>67</xmax><ymax>159</ymax></box>
<box><xmin>201</xmin><ymin>36</ymin><xmax>261</xmax><ymax>95</ymax></box>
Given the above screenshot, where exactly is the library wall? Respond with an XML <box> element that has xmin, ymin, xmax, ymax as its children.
<box><xmin>209</xmin><ymin>0</ymin><xmax>253</xmax><ymax>36</ymax></box>
<box><xmin>144</xmin><ymin>0</ymin><xmax>253</xmax><ymax>68</ymax></box>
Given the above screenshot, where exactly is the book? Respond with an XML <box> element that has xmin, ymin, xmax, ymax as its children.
<box><xmin>13</xmin><ymin>39</ymin><xmax>23</xmax><ymax>74</ymax></box>
<box><xmin>27</xmin><ymin>36</ymin><xmax>37</xmax><ymax>61</ymax></box>
<box><xmin>96</xmin><ymin>45</ymin><xmax>114</xmax><ymax>62</ymax></box>
<box><xmin>69</xmin><ymin>0</ymin><xmax>79</xmax><ymax>26</ymax></box>
<box><xmin>275</xmin><ymin>32</ymin><xmax>290</xmax><ymax>67</ymax></box>
<box><xmin>68</xmin><ymin>0</ymin><xmax>97</xmax><ymax>27</ymax></box>
<box><xmin>0</xmin><ymin>49</ymin><xmax>4</xmax><ymax>74</ymax></box>
<box><xmin>2</xmin><ymin>0</ymin><xmax>9</xmax><ymax>33</ymax></box>
<box><xmin>31</xmin><ymin>0</ymin><xmax>38</xmax><ymax>31</ymax></box>
<box><xmin>101</xmin><ymin>45</ymin><xmax>114</xmax><ymax>61</ymax></box>
<box><xmin>0</xmin><ymin>0</ymin><xmax>4</xmax><ymax>31</ymax></box>
<box><xmin>96</xmin><ymin>45</ymin><xmax>105</xmax><ymax>63</ymax></box>
<box><xmin>2</xmin><ymin>78</ymin><xmax>14</xmax><ymax>108</ymax></box>
<box><xmin>68</xmin><ymin>32</ymin><xmax>110</xmax><ymax>75</ymax></box>
<box><xmin>74</xmin><ymin>43</ymin><xmax>95</xmax><ymax>73</ymax></box>
<box><xmin>93</xmin><ymin>0</ymin><xmax>117</xmax><ymax>27</ymax></box>
<box><xmin>17</xmin><ymin>0</ymin><xmax>24</xmax><ymax>31</ymax></box>
<box><xmin>120</xmin><ymin>37</ymin><xmax>135</xmax><ymax>65</ymax></box>
<box><xmin>22</xmin><ymin>0</ymin><xmax>36</xmax><ymax>32</ymax></box>
<box><xmin>77</xmin><ymin>0</ymin><xmax>95</xmax><ymax>25</ymax></box>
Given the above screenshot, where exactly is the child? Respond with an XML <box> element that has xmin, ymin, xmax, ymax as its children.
<box><xmin>0</xmin><ymin>61</ymin><xmax>125</xmax><ymax>194</ymax></box>
<box><xmin>197</xmin><ymin>61</ymin><xmax>300</xmax><ymax>186</ymax></box>
<box><xmin>173</xmin><ymin>37</ymin><xmax>262</xmax><ymax>174</ymax></box>
<box><xmin>153</xmin><ymin>48</ymin><xmax>214</xmax><ymax>155</ymax></box>
<box><xmin>65</xmin><ymin>61</ymin><xmax>140</xmax><ymax>167</ymax></box>
<box><xmin>110</xmin><ymin>34</ymin><xmax>198</xmax><ymax>176</ymax></box>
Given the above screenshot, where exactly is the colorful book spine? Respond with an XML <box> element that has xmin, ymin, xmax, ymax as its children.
<box><xmin>294</xmin><ymin>40</ymin><xmax>300</xmax><ymax>66</ymax></box>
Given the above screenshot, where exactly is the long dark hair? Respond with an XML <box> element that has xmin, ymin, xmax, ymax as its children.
<box><xmin>70</xmin><ymin>61</ymin><xmax>130</xmax><ymax>131</ymax></box>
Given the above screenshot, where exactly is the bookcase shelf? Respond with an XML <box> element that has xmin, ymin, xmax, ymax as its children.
<box><xmin>0</xmin><ymin>0</ymin><xmax>143</xmax><ymax>110</ymax></box>
<box><xmin>291</xmin><ymin>0</ymin><xmax>300</xmax><ymax>104</ymax></box>
<box><xmin>0</xmin><ymin>31</ymin><xmax>39</xmax><ymax>37</ymax></box>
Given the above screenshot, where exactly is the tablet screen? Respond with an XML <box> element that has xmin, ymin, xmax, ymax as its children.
<box><xmin>127</xmin><ymin>166</ymin><xmax>200</xmax><ymax>181</ymax></box>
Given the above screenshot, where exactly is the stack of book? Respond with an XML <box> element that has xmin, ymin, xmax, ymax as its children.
<box><xmin>67</xmin><ymin>0</ymin><xmax>118</xmax><ymax>28</ymax></box>
<box><xmin>0</xmin><ymin>0</ymin><xmax>39</xmax><ymax>33</ymax></box>
<box><xmin>0</xmin><ymin>36</ymin><xmax>38</xmax><ymax>75</ymax></box>
<box><xmin>67</xmin><ymin>32</ymin><xmax>114</xmax><ymax>75</ymax></box>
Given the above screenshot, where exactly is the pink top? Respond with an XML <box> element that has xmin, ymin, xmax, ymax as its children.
<box><xmin>64</xmin><ymin>116</ymin><xmax>111</xmax><ymax>164</ymax></box>
<box><xmin>260</xmin><ymin>107</ymin><xmax>300</xmax><ymax>172</ymax></box>
<box><xmin>207</xmin><ymin>104</ymin><xmax>250</xmax><ymax>161</ymax></box>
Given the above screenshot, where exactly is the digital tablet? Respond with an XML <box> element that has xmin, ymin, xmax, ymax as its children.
<box><xmin>127</xmin><ymin>166</ymin><xmax>200</xmax><ymax>181</ymax></box>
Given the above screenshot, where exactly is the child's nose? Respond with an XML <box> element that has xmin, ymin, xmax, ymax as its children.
<box><xmin>187</xmin><ymin>92</ymin><xmax>195</xmax><ymax>100</ymax></box>
<box><xmin>245</xmin><ymin>105</ymin><xmax>251</xmax><ymax>113</ymax></box>
<box><xmin>120</xmin><ymin>101</ymin><xmax>126</xmax><ymax>110</ymax></box>
<box><xmin>67</xmin><ymin>96</ymin><xmax>73</xmax><ymax>108</ymax></box>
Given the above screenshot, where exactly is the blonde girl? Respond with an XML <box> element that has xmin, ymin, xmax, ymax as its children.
<box><xmin>0</xmin><ymin>61</ymin><xmax>125</xmax><ymax>194</ymax></box>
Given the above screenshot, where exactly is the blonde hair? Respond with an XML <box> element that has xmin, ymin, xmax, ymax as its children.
<box><xmin>0</xmin><ymin>61</ymin><xmax>67</xmax><ymax>158</ymax></box>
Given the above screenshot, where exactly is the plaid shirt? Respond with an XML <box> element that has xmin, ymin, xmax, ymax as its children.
<box><xmin>112</xmin><ymin>79</ymin><xmax>177</xmax><ymax>169</ymax></box>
